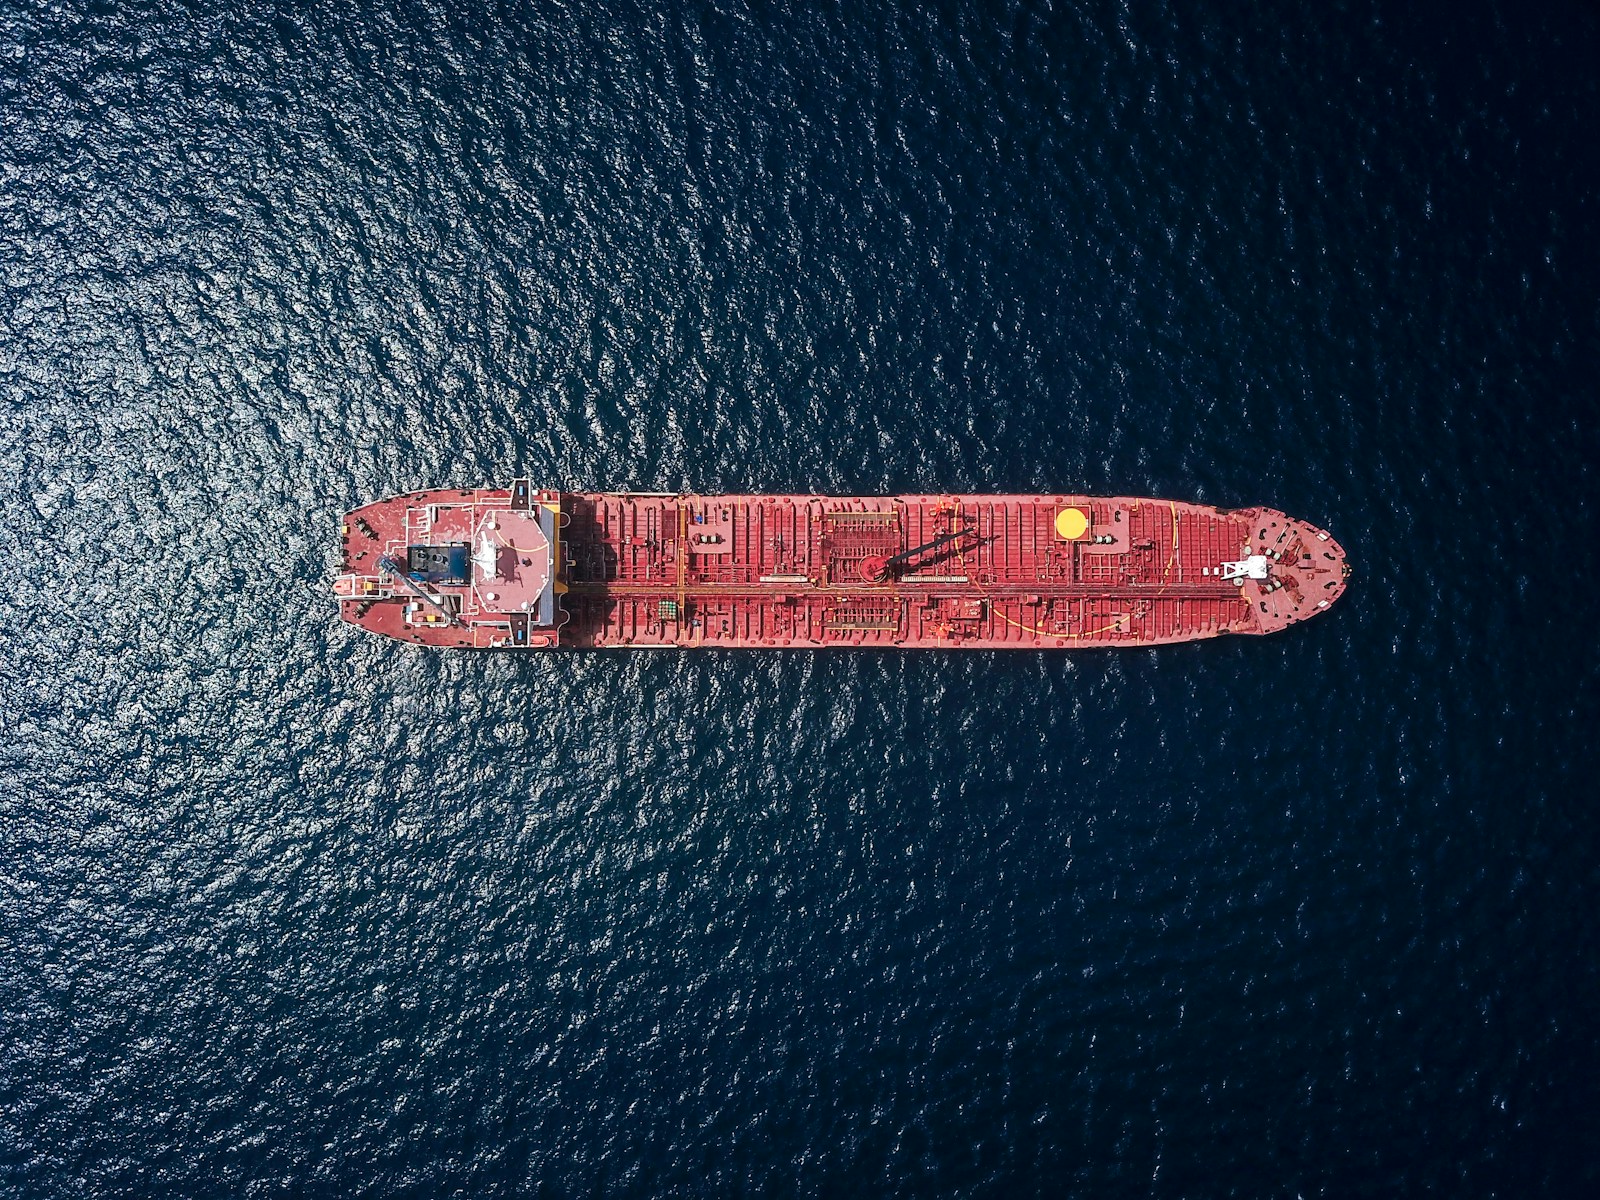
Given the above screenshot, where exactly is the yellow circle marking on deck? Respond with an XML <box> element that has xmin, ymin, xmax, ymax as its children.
<box><xmin>1054</xmin><ymin>507</ymin><xmax>1090</xmax><ymax>540</ymax></box>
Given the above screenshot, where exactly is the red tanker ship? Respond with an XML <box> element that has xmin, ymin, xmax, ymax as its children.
<box><xmin>333</xmin><ymin>482</ymin><xmax>1350</xmax><ymax>649</ymax></box>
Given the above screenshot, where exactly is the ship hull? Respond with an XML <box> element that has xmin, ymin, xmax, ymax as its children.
<box><xmin>334</xmin><ymin>485</ymin><xmax>1350</xmax><ymax>649</ymax></box>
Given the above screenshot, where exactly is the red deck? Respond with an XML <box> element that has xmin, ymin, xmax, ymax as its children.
<box><xmin>334</xmin><ymin>484</ymin><xmax>1351</xmax><ymax>649</ymax></box>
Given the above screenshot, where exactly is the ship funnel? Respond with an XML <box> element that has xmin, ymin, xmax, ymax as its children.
<box><xmin>474</xmin><ymin>531</ymin><xmax>499</xmax><ymax>581</ymax></box>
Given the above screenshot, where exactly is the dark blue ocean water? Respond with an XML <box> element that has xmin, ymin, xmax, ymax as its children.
<box><xmin>3</xmin><ymin>1</ymin><xmax>1598</xmax><ymax>1195</ymax></box>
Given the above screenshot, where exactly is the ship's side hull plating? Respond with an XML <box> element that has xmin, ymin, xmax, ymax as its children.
<box><xmin>334</xmin><ymin>486</ymin><xmax>1350</xmax><ymax>649</ymax></box>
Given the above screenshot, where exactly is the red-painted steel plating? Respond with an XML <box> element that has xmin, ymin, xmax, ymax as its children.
<box><xmin>333</xmin><ymin>484</ymin><xmax>1351</xmax><ymax>649</ymax></box>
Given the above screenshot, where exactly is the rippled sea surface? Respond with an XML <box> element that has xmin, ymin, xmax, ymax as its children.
<box><xmin>3</xmin><ymin>1</ymin><xmax>1598</xmax><ymax>1194</ymax></box>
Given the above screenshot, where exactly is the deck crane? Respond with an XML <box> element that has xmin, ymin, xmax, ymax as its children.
<box><xmin>378</xmin><ymin>556</ymin><xmax>459</xmax><ymax>625</ymax></box>
<box><xmin>858</xmin><ymin>524</ymin><xmax>983</xmax><ymax>583</ymax></box>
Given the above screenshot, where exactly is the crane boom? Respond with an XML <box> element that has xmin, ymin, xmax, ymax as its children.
<box><xmin>378</xmin><ymin>556</ymin><xmax>459</xmax><ymax>625</ymax></box>
<box><xmin>887</xmin><ymin>524</ymin><xmax>978</xmax><ymax>569</ymax></box>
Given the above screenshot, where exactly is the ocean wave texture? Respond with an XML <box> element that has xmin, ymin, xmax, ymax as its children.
<box><xmin>2</xmin><ymin>0</ymin><xmax>1598</xmax><ymax>1195</ymax></box>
